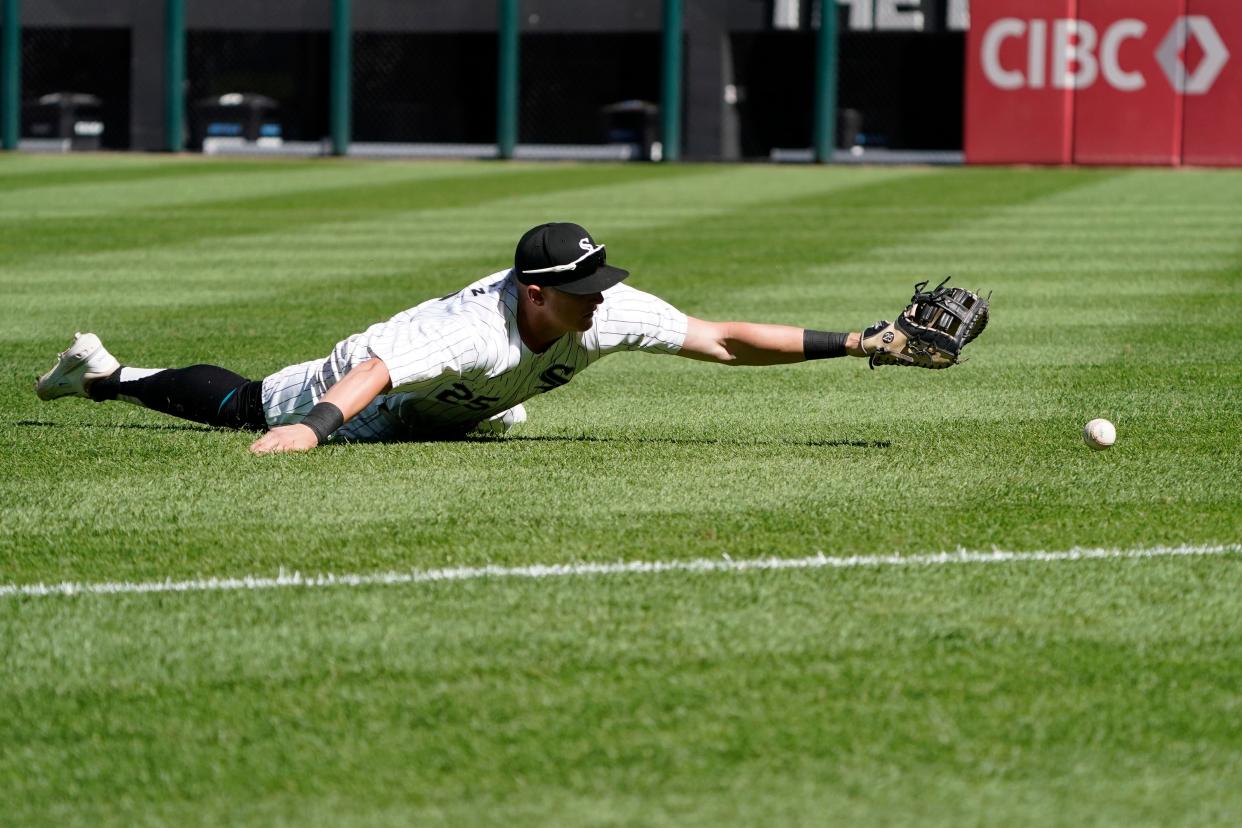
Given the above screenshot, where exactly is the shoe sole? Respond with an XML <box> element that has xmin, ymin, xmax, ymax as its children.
<box><xmin>35</xmin><ymin>334</ymin><xmax>107</xmax><ymax>401</ymax></box>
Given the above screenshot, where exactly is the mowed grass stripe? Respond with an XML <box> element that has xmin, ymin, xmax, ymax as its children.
<box><xmin>3</xmin><ymin>553</ymin><xmax>1240</xmax><ymax>826</ymax></box>
<box><xmin>0</xmin><ymin>165</ymin><xmax>920</xmax><ymax>347</ymax></box>
<box><xmin>9</xmin><ymin>163</ymin><xmax>1097</xmax><ymax>322</ymax></box>
<box><xmin>0</xmin><ymin>158</ymin><xmax>314</xmax><ymax>195</ymax></box>
<box><xmin>0</xmin><ymin>152</ymin><xmax>173</xmax><ymax>179</ymax></box>
<box><xmin>0</xmin><ymin>158</ymin><xmax>560</xmax><ymax>221</ymax></box>
<box><xmin>628</xmin><ymin>167</ymin><xmax>1120</xmax><ymax>304</ymax></box>
<box><xmin>0</xmin><ymin>161</ymin><xmax>718</xmax><ymax>264</ymax></box>
<box><xmin>0</xmin><ymin>165</ymin><xmax>1104</xmax><ymax>367</ymax></box>
<box><xmin>797</xmin><ymin>169</ymin><xmax>1242</xmax><ymax>325</ymax></box>
<box><xmin>42</xmin><ymin>164</ymin><xmax>913</xmax><ymax>273</ymax></box>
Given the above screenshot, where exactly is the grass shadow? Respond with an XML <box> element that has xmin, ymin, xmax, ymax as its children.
<box><xmin>466</xmin><ymin>434</ymin><xmax>892</xmax><ymax>449</ymax></box>
<box><xmin>12</xmin><ymin>421</ymin><xmax>891</xmax><ymax>448</ymax></box>
<box><xmin>14</xmin><ymin>419</ymin><xmax>222</xmax><ymax>434</ymax></box>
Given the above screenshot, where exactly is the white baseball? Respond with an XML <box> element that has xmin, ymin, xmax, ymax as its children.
<box><xmin>1083</xmin><ymin>418</ymin><xmax>1116</xmax><ymax>450</ymax></box>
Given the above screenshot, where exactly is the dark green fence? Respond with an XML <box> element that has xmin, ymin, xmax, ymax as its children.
<box><xmin>2</xmin><ymin>0</ymin><xmax>900</xmax><ymax>162</ymax></box>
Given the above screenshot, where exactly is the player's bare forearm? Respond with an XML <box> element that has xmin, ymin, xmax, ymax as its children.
<box><xmin>681</xmin><ymin>318</ymin><xmax>862</xmax><ymax>365</ymax></box>
<box><xmin>319</xmin><ymin>357</ymin><xmax>394</xmax><ymax>418</ymax></box>
<box><xmin>715</xmin><ymin>322</ymin><xmax>805</xmax><ymax>365</ymax></box>
<box><xmin>249</xmin><ymin>357</ymin><xmax>392</xmax><ymax>455</ymax></box>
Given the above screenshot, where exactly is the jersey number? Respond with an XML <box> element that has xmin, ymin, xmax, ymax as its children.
<box><xmin>436</xmin><ymin>382</ymin><xmax>500</xmax><ymax>411</ymax></box>
<box><xmin>537</xmin><ymin>364</ymin><xmax>575</xmax><ymax>393</ymax></box>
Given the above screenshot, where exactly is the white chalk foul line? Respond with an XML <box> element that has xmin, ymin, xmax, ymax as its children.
<box><xmin>2</xmin><ymin>543</ymin><xmax>1239</xmax><ymax>600</ymax></box>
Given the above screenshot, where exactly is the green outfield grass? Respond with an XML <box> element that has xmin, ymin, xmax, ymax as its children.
<box><xmin>1</xmin><ymin>155</ymin><xmax>1240</xmax><ymax>826</ymax></box>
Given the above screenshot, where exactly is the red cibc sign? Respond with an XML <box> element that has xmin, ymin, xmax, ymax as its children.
<box><xmin>1074</xmin><ymin>0</ymin><xmax>1184</xmax><ymax>165</ymax></box>
<box><xmin>1184</xmin><ymin>0</ymin><xmax>1242</xmax><ymax>165</ymax></box>
<box><xmin>966</xmin><ymin>0</ymin><xmax>1241</xmax><ymax>165</ymax></box>
<box><xmin>965</xmin><ymin>0</ymin><xmax>1077</xmax><ymax>164</ymax></box>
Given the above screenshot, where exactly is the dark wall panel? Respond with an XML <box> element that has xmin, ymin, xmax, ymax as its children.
<box><xmin>21</xmin><ymin>27</ymin><xmax>131</xmax><ymax>149</ymax></box>
<box><xmin>186</xmin><ymin>31</ymin><xmax>330</xmax><ymax>143</ymax></box>
<box><xmin>731</xmin><ymin>29</ymin><xmax>964</xmax><ymax>157</ymax></box>
<box><xmin>16</xmin><ymin>0</ymin><xmax>968</xmax><ymax>156</ymax></box>
<box><xmin>352</xmin><ymin>33</ymin><xmax>497</xmax><ymax>143</ymax></box>
<box><xmin>519</xmin><ymin>33</ymin><xmax>661</xmax><ymax>144</ymax></box>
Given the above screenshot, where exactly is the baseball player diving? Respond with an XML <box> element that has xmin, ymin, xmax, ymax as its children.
<box><xmin>35</xmin><ymin>222</ymin><xmax>989</xmax><ymax>455</ymax></box>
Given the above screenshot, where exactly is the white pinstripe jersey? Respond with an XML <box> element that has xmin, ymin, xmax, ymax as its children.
<box><xmin>260</xmin><ymin>269</ymin><xmax>688</xmax><ymax>441</ymax></box>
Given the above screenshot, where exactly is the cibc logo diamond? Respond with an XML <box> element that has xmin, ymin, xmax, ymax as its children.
<box><xmin>1155</xmin><ymin>16</ymin><xmax>1231</xmax><ymax>94</ymax></box>
<box><xmin>982</xmin><ymin>15</ymin><xmax>1231</xmax><ymax>94</ymax></box>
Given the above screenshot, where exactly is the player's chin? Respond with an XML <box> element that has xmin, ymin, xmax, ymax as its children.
<box><xmin>576</xmin><ymin>314</ymin><xmax>595</xmax><ymax>331</ymax></box>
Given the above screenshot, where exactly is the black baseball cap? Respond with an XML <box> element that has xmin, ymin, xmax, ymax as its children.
<box><xmin>513</xmin><ymin>222</ymin><xmax>630</xmax><ymax>295</ymax></box>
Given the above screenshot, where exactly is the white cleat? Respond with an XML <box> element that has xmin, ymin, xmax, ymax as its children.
<box><xmin>35</xmin><ymin>332</ymin><xmax>121</xmax><ymax>401</ymax></box>
<box><xmin>472</xmin><ymin>403</ymin><xmax>527</xmax><ymax>436</ymax></box>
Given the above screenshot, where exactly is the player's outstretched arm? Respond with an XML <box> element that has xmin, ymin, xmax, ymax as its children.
<box><xmin>249</xmin><ymin>357</ymin><xmax>394</xmax><ymax>455</ymax></box>
<box><xmin>679</xmin><ymin>317</ymin><xmax>863</xmax><ymax>366</ymax></box>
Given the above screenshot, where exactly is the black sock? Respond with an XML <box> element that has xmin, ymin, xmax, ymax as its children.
<box><xmin>90</xmin><ymin>365</ymin><xmax>266</xmax><ymax>430</ymax></box>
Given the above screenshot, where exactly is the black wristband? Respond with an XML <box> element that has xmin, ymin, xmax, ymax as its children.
<box><xmin>301</xmin><ymin>402</ymin><xmax>345</xmax><ymax>445</ymax></box>
<box><xmin>803</xmin><ymin>329</ymin><xmax>849</xmax><ymax>360</ymax></box>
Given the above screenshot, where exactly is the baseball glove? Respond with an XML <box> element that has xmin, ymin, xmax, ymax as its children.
<box><xmin>860</xmin><ymin>278</ymin><xmax>990</xmax><ymax>369</ymax></box>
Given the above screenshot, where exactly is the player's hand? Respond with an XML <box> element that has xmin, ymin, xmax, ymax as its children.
<box><xmin>249</xmin><ymin>424</ymin><xmax>319</xmax><ymax>455</ymax></box>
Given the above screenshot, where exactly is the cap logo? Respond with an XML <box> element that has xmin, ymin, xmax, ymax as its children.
<box><xmin>579</xmin><ymin>237</ymin><xmax>594</xmax><ymax>252</ymax></box>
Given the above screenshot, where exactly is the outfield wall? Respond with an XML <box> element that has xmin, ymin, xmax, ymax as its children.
<box><xmin>7</xmin><ymin>0</ymin><xmax>968</xmax><ymax>159</ymax></box>
<box><xmin>966</xmin><ymin>0</ymin><xmax>1242</xmax><ymax>165</ymax></box>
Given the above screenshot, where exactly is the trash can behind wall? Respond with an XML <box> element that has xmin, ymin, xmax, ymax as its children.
<box><xmin>22</xmin><ymin>93</ymin><xmax>105</xmax><ymax>151</ymax></box>
<box><xmin>190</xmin><ymin>93</ymin><xmax>282</xmax><ymax>151</ymax></box>
<box><xmin>601</xmin><ymin>100</ymin><xmax>660</xmax><ymax>161</ymax></box>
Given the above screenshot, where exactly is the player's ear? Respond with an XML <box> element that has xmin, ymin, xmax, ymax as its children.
<box><xmin>527</xmin><ymin>284</ymin><xmax>546</xmax><ymax>306</ymax></box>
